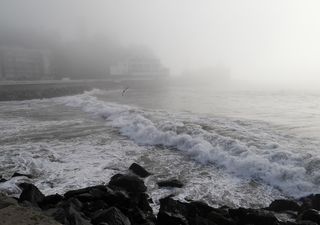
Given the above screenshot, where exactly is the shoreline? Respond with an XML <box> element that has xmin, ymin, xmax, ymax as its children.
<box><xmin>0</xmin><ymin>80</ymin><xmax>120</xmax><ymax>101</ymax></box>
<box><xmin>1</xmin><ymin>164</ymin><xmax>319</xmax><ymax>225</ymax></box>
<box><xmin>0</xmin><ymin>78</ymin><xmax>169</xmax><ymax>101</ymax></box>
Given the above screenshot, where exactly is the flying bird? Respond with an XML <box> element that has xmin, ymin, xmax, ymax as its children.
<box><xmin>122</xmin><ymin>87</ymin><xmax>129</xmax><ymax>96</ymax></box>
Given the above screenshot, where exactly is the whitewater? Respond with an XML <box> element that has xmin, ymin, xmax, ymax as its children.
<box><xmin>0</xmin><ymin>87</ymin><xmax>320</xmax><ymax>209</ymax></box>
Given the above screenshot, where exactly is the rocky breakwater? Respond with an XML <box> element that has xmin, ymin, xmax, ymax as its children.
<box><xmin>1</xmin><ymin>163</ymin><xmax>320</xmax><ymax>225</ymax></box>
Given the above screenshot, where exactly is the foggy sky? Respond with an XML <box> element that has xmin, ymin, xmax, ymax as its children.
<box><xmin>1</xmin><ymin>0</ymin><xmax>320</xmax><ymax>86</ymax></box>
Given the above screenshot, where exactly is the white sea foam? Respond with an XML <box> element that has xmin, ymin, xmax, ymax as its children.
<box><xmin>55</xmin><ymin>91</ymin><xmax>320</xmax><ymax>197</ymax></box>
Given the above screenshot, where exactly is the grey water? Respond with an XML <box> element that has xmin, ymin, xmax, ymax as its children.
<box><xmin>1</xmin><ymin>84</ymin><xmax>320</xmax><ymax>210</ymax></box>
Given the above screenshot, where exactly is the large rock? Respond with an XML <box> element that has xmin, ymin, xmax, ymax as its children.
<box><xmin>298</xmin><ymin>209</ymin><xmax>320</xmax><ymax>224</ymax></box>
<box><xmin>229</xmin><ymin>208</ymin><xmax>279</xmax><ymax>225</ymax></box>
<box><xmin>156</xmin><ymin>211</ymin><xmax>188</xmax><ymax>225</ymax></box>
<box><xmin>66</xmin><ymin>203</ymin><xmax>91</xmax><ymax>225</ymax></box>
<box><xmin>39</xmin><ymin>194</ymin><xmax>63</xmax><ymax>209</ymax></box>
<box><xmin>64</xmin><ymin>185</ymin><xmax>107</xmax><ymax>199</ymax></box>
<box><xmin>91</xmin><ymin>207</ymin><xmax>131</xmax><ymax>225</ymax></box>
<box><xmin>268</xmin><ymin>199</ymin><xmax>301</xmax><ymax>212</ymax></box>
<box><xmin>157</xmin><ymin>179</ymin><xmax>183</xmax><ymax>188</ymax></box>
<box><xmin>109</xmin><ymin>174</ymin><xmax>147</xmax><ymax>193</ymax></box>
<box><xmin>129</xmin><ymin>163</ymin><xmax>151</xmax><ymax>178</ymax></box>
<box><xmin>0</xmin><ymin>175</ymin><xmax>7</xmax><ymax>183</ymax></box>
<box><xmin>207</xmin><ymin>210</ymin><xmax>236</xmax><ymax>225</ymax></box>
<box><xmin>19</xmin><ymin>183</ymin><xmax>45</xmax><ymax>206</ymax></box>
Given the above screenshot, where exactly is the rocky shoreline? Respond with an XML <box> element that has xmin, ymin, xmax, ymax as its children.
<box><xmin>1</xmin><ymin>163</ymin><xmax>320</xmax><ymax>225</ymax></box>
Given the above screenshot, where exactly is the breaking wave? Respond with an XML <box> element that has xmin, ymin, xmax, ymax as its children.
<box><xmin>57</xmin><ymin>90</ymin><xmax>320</xmax><ymax>197</ymax></box>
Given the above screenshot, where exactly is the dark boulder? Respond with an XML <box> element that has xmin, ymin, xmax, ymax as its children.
<box><xmin>268</xmin><ymin>199</ymin><xmax>301</xmax><ymax>212</ymax></box>
<box><xmin>91</xmin><ymin>207</ymin><xmax>131</xmax><ymax>225</ymax></box>
<box><xmin>159</xmin><ymin>197</ymin><xmax>188</xmax><ymax>216</ymax></box>
<box><xmin>129</xmin><ymin>163</ymin><xmax>151</xmax><ymax>178</ymax></box>
<box><xmin>44</xmin><ymin>207</ymin><xmax>68</xmax><ymax>224</ymax></box>
<box><xmin>0</xmin><ymin>175</ymin><xmax>7</xmax><ymax>183</ymax></box>
<box><xmin>298</xmin><ymin>209</ymin><xmax>320</xmax><ymax>224</ymax></box>
<box><xmin>64</xmin><ymin>185</ymin><xmax>107</xmax><ymax>199</ymax></box>
<box><xmin>157</xmin><ymin>179</ymin><xmax>183</xmax><ymax>188</ymax></box>
<box><xmin>310</xmin><ymin>195</ymin><xmax>320</xmax><ymax>211</ymax></box>
<box><xmin>39</xmin><ymin>193</ymin><xmax>63</xmax><ymax>209</ymax></box>
<box><xmin>66</xmin><ymin>203</ymin><xmax>92</xmax><ymax>225</ymax></box>
<box><xmin>18</xmin><ymin>183</ymin><xmax>45</xmax><ymax>206</ymax></box>
<box><xmin>156</xmin><ymin>211</ymin><xmax>188</xmax><ymax>225</ymax></box>
<box><xmin>229</xmin><ymin>208</ymin><xmax>279</xmax><ymax>225</ymax></box>
<box><xmin>12</xmin><ymin>172</ymin><xmax>33</xmax><ymax>179</ymax></box>
<box><xmin>207</xmin><ymin>210</ymin><xmax>236</xmax><ymax>225</ymax></box>
<box><xmin>109</xmin><ymin>174</ymin><xmax>147</xmax><ymax>193</ymax></box>
<box><xmin>187</xmin><ymin>201</ymin><xmax>215</xmax><ymax>218</ymax></box>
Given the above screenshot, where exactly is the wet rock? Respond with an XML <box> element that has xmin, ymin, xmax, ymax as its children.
<box><xmin>268</xmin><ymin>199</ymin><xmax>301</xmax><ymax>212</ymax></box>
<box><xmin>298</xmin><ymin>209</ymin><xmax>320</xmax><ymax>224</ymax></box>
<box><xmin>12</xmin><ymin>172</ymin><xmax>33</xmax><ymax>179</ymax></box>
<box><xmin>157</xmin><ymin>179</ymin><xmax>183</xmax><ymax>188</ymax></box>
<box><xmin>229</xmin><ymin>208</ymin><xmax>279</xmax><ymax>225</ymax></box>
<box><xmin>18</xmin><ymin>183</ymin><xmax>45</xmax><ymax>206</ymax></box>
<box><xmin>129</xmin><ymin>163</ymin><xmax>151</xmax><ymax>178</ymax></box>
<box><xmin>64</xmin><ymin>185</ymin><xmax>107</xmax><ymax>199</ymax></box>
<box><xmin>66</xmin><ymin>203</ymin><xmax>91</xmax><ymax>225</ymax></box>
<box><xmin>207</xmin><ymin>210</ymin><xmax>236</xmax><ymax>225</ymax></box>
<box><xmin>44</xmin><ymin>207</ymin><xmax>68</xmax><ymax>224</ymax></box>
<box><xmin>156</xmin><ymin>211</ymin><xmax>188</xmax><ymax>225</ymax></box>
<box><xmin>311</xmin><ymin>195</ymin><xmax>320</xmax><ymax>211</ymax></box>
<box><xmin>159</xmin><ymin>197</ymin><xmax>188</xmax><ymax>216</ymax></box>
<box><xmin>82</xmin><ymin>200</ymin><xmax>109</xmax><ymax>216</ymax></box>
<box><xmin>91</xmin><ymin>207</ymin><xmax>131</xmax><ymax>225</ymax></box>
<box><xmin>39</xmin><ymin>194</ymin><xmax>63</xmax><ymax>209</ymax></box>
<box><xmin>109</xmin><ymin>174</ymin><xmax>147</xmax><ymax>193</ymax></box>
<box><xmin>0</xmin><ymin>175</ymin><xmax>7</xmax><ymax>183</ymax></box>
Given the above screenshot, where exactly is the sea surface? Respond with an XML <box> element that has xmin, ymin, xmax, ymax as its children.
<box><xmin>1</xmin><ymin>84</ymin><xmax>320</xmax><ymax>210</ymax></box>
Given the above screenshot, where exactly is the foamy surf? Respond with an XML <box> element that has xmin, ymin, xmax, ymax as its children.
<box><xmin>56</xmin><ymin>90</ymin><xmax>320</xmax><ymax>198</ymax></box>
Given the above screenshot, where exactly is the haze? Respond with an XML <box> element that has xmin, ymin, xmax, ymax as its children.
<box><xmin>1</xmin><ymin>0</ymin><xmax>320</xmax><ymax>87</ymax></box>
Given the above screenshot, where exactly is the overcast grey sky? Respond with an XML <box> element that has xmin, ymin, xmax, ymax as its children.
<box><xmin>1</xmin><ymin>0</ymin><xmax>320</xmax><ymax>86</ymax></box>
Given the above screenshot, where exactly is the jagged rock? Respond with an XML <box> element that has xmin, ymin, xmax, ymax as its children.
<box><xmin>268</xmin><ymin>199</ymin><xmax>301</xmax><ymax>212</ymax></box>
<box><xmin>44</xmin><ymin>207</ymin><xmax>68</xmax><ymax>224</ymax></box>
<box><xmin>298</xmin><ymin>209</ymin><xmax>320</xmax><ymax>224</ymax></box>
<box><xmin>159</xmin><ymin>197</ymin><xmax>188</xmax><ymax>216</ymax></box>
<box><xmin>12</xmin><ymin>172</ymin><xmax>33</xmax><ymax>179</ymax></box>
<box><xmin>296</xmin><ymin>221</ymin><xmax>318</xmax><ymax>225</ymax></box>
<box><xmin>157</xmin><ymin>179</ymin><xmax>183</xmax><ymax>188</ymax></box>
<box><xmin>229</xmin><ymin>208</ymin><xmax>279</xmax><ymax>225</ymax></box>
<box><xmin>207</xmin><ymin>210</ymin><xmax>236</xmax><ymax>225</ymax></box>
<box><xmin>66</xmin><ymin>203</ymin><xmax>91</xmax><ymax>225</ymax></box>
<box><xmin>311</xmin><ymin>195</ymin><xmax>320</xmax><ymax>211</ymax></box>
<box><xmin>129</xmin><ymin>163</ymin><xmax>151</xmax><ymax>178</ymax></box>
<box><xmin>0</xmin><ymin>175</ymin><xmax>7</xmax><ymax>183</ymax></box>
<box><xmin>91</xmin><ymin>207</ymin><xmax>131</xmax><ymax>225</ymax></box>
<box><xmin>39</xmin><ymin>194</ymin><xmax>63</xmax><ymax>209</ymax></box>
<box><xmin>64</xmin><ymin>185</ymin><xmax>107</xmax><ymax>199</ymax></box>
<box><xmin>156</xmin><ymin>211</ymin><xmax>188</xmax><ymax>225</ymax></box>
<box><xmin>18</xmin><ymin>183</ymin><xmax>45</xmax><ymax>206</ymax></box>
<box><xmin>109</xmin><ymin>174</ymin><xmax>147</xmax><ymax>193</ymax></box>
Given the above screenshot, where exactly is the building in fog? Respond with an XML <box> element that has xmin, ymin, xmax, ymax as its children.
<box><xmin>110</xmin><ymin>56</ymin><xmax>169</xmax><ymax>77</ymax></box>
<box><xmin>0</xmin><ymin>47</ymin><xmax>52</xmax><ymax>80</ymax></box>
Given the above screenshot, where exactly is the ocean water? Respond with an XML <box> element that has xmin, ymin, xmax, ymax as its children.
<box><xmin>1</xmin><ymin>85</ymin><xmax>320</xmax><ymax>210</ymax></box>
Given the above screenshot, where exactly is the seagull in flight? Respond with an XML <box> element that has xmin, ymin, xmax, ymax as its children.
<box><xmin>122</xmin><ymin>87</ymin><xmax>129</xmax><ymax>96</ymax></box>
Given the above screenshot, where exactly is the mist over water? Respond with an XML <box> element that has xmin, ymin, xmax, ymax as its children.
<box><xmin>1</xmin><ymin>0</ymin><xmax>320</xmax><ymax>214</ymax></box>
<box><xmin>1</xmin><ymin>0</ymin><xmax>320</xmax><ymax>86</ymax></box>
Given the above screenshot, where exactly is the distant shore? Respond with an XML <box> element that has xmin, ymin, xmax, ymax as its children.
<box><xmin>0</xmin><ymin>78</ymin><xmax>170</xmax><ymax>101</ymax></box>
